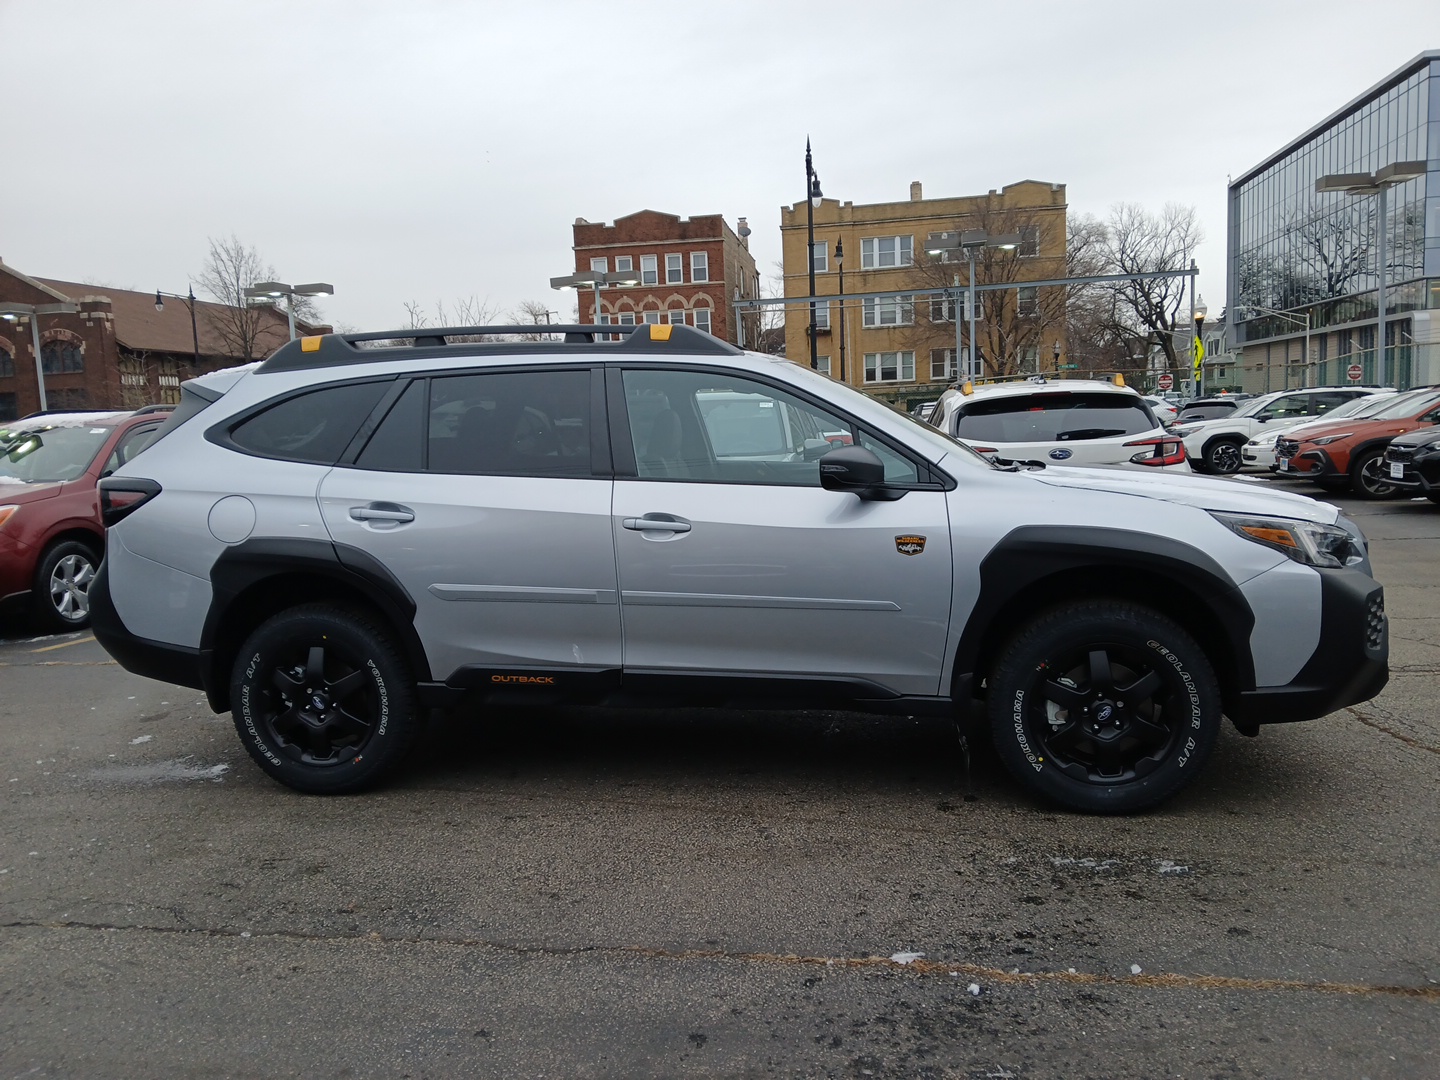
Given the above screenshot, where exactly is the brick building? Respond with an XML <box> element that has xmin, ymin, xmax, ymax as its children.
<box><xmin>0</xmin><ymin>258</ymin><xmax>305</xmax><ymax>421</ymax></box>
<box><xmin>568</xmin><ymin>211</ymin><xmax>760</xmax><ymax>344</ymax></box>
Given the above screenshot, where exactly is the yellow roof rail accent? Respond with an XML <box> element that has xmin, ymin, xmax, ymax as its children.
<box><xmin>960</xmin><ymin>380</ymin><xmax>974</xmax><ymax>396</ymax></box>
<box><xmin>300</xmin><ymin>336</ymin><xmax>323</xmax><ymax>353</ymax></box>
<box><xmin>648</xmin><ymin>324</ymin><xmax>673</xmax><ymax>341</ymax></box>
<box><xmin>1113</xmin><ymin>373</ymin><xmax>1125</xmax><ymax>387</ymax></box>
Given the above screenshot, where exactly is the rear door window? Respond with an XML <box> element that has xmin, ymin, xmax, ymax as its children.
<box><xmin>953</xmin><ymin>393</ymin><xmax>1156</xmax><ymax>443</ymax></box>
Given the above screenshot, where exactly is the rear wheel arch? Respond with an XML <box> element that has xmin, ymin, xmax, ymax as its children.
<box><xmin>202</xmin><ymin>540</ymin><xmax>430</xmax><ymax>712</ymax></box>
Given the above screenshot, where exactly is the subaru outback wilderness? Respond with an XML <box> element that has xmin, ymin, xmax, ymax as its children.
<box><xmin>92</xmin><ymin>325</ymin><xmax>1388</xmax><ymax>813</ymax></box>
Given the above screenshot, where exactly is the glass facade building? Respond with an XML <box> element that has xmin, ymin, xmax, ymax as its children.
<box><xmin>1227</xmin><ymin>52</ymin><xmax>1439</xmax><ymax>390</ymax></box>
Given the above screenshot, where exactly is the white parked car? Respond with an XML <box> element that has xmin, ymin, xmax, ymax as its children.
<box><xmin>1242</xmin><ymin>390</ymin><xmax>1399</xmax><ymax>470</ymax></box>
<box><xmin>929</xmin><ymin>377</ymin><xmax>1187</xmax><ymax>470</ymax></box>
<box><xmin>1142</xmin><ymin>395</ymin><xmax>1180</xmax><ymax>425</ymax></box>
<box><xmin>1176</xmin><ymin>387</ymin><xmax>1384</xmax><ymax>474</ymax></box>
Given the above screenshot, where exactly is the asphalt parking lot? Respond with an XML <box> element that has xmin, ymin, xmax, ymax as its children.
<box><xmin>1</xmin><ymin>476</ymin><xmax>1436</xmax><ymax>1079</ymax></box>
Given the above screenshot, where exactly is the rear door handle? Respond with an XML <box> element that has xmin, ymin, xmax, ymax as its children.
<box><xmin>622</xmin><ymin>516</ymin><xmax>691</xmax><ymax>533</ymax></box>
<box><xmin>350</xmin><ymin>503</ymin><xmax>415</xmax><ymax>523</ymax></box>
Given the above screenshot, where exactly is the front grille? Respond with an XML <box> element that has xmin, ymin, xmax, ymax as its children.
<box><xmin>1385</xmin><ymin>445</ymin><xmax>1414</xmax><ymax>464</ymax></box>
<box><xmin>1276</xmin><ymin>438</ymin><xmax>1299</xmax><ymax>459</ymax></box>
<box><xmin>1366</xmin><ymin>592</ymin><xmax>1386</xmax><ymax>653</ymax></box>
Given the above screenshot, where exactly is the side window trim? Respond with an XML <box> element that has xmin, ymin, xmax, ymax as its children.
<box><xmin>339</xmin><ymin>377</ymin><xmax>415</xmax><ymax>465</ymax></box>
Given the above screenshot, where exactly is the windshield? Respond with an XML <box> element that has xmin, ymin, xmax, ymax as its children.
<box><xmin>1370</xmin><ymin>388</ymin><xmax>1440</xmax><ymax>421</ymax></box>
<box><xmin>1326</xmin><ymin>394</ymin><xmax>1394</xmax><ymax>420</ymax></box>
<box><xmin>0</xmin><ymin>422</ymin><xmax>113</xmax><ymax>482</ymax></box>
<box><xmin>953</xmin><ymin>393</ymin><xmax>1156</xmax><ymax>443</ymax></box>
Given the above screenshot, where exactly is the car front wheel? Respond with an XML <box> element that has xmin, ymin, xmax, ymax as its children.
<box><xmin>230</xmin><ymin>604</ymin><xmax>421</xmax><ymax>794</ymax></box>
<box><xmin>988</xmin><ymin>601</ymin><xmax>1222</xmax><ymax>814</ymax></box>
<box><xmin>1351</xmin><ymin>448</ymin><xmax>1400</xmax><ymax>500</ymax></box>
<box><xmin>1202</xmin><ymin>438</ymin><xmax>1244</xmax><ymax>475</ymax></box>
<box><xmin>31</xmin><ymin>539</ymin><xmax>100</xmax><ymax>633</ymax></box>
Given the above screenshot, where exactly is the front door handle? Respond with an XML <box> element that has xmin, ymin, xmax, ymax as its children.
<box><xmin>350</xmin><ymin>503</ymin><xmax>415</xmax><ymax>523</ymax></box>
<box><xmin>622</xmin><ymin>515</ymin><xmax>691</xmax><ymax>533</ymax></box>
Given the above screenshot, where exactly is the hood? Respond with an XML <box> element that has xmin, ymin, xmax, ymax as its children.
<box><xmin>1291</xmin><ymin>417</ymin><xmax>1418</xmax><ymax>446</ymax></box>
<box><xmin>0</xmin><ymin>479</ymin><xmax>64</xmax><ymax>503</ymax></box>
<box><xmin>1389</xmin><ymin>425</ymin><xmax>1440</xmax><ymax>449</ymax></box>
<box><xmin>1030</xmin><ymin>465</ymin><xmax>1339</xmax><ymax>525</ymax></box>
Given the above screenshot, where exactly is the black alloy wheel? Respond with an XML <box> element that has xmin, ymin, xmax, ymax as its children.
<box><xmin>1203</xmin><ymin>438</ymin><xmax>1244</xmax><ymax>475</ymax></box>
<box><xmin>989</xmin><ymin>601</ymin><xmax>1221</xmax><ymax>813</ymax></box>
<box><xmin>230</xmin><ymin>604</ymin><xmax>420</xmax><ymax>794</ymax></box>
<box><xmin>1351</xmin><ymin>448</ymin><xmax>1401</xmax><ymax>500</ymax></box>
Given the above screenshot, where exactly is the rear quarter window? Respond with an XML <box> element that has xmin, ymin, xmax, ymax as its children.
<box><xmin>953</xmin><ymin>393</ymin><xmax>1157</xmax><ymax>443</ymax></box>
<box><xmin>227</xmin><ymin>381</ymin><xmax>390</xmax><ymax>464</ymax></box>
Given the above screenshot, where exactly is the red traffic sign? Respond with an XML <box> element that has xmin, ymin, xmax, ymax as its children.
<box><xmin>1347</xmin><ymin>363</ymin><xmax>1364</xmax><ymax>382</ymax></box>
<box><xmin>1157</xmin><ymin>373</ymin><xmax>1174</xmax><ymax>391</ymax></box>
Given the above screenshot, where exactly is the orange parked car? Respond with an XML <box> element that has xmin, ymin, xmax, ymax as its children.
<box><xmin>1274</xmin><ymin>386</ymin><xmax>1440</xmax><ymax>498</ymax></box>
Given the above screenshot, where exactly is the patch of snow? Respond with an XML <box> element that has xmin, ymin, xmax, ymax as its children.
<box><xmin>890</xmin><ymin>951</ymin><xmax>925</xmax><ymax>965</ymax></box>
<box><xmin>2</xmin><ymin>411</ymin><xmax>127</xmax><ymax>431</ymax></box>
<box><xmin>967</xmin><ymin>983</ymin><xmax>981</xmax><ymax>996</ymax></box>
<box><xmin>1130</xmin><ymin>964</ymin><xmax>1143</xmax><ymax>975</ymax></box>
<box><xmin>1155</xmin><ymin>860</ymin><xmax>1191</xmax><ymax>875</ymax></box>
<box><xmin>130</xmin><ymin>734</ymin><xmax>153</xmax><ymax>745</ymax></box>
<box><xmin>1051</xmin><ymin>856</ymin><xmax>1119</xmax><ymax>871</ymax></box>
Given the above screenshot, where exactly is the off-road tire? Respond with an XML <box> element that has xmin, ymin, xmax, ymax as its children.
<box><xmin>988</xmin><ymin>600</ymin><xmax>1222</xmax><ymax>814</ymax></box>
<box><xmin>230</xmin><ymin>603</ymin><xmax>420</xmax><ymax>794</ymax></box>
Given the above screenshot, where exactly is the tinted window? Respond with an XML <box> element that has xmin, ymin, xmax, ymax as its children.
<box><xmin>231</xmin><ymin>381</ymin><xmax>389</xmax><ymax>463</ymax></box>
<box><xmin>356</xmin><ymin>380</ymin><xmax>425</xmax><ymax>471</ymax></box>
<box><xmin>425</xmin><ymin>370</ymin><xmax>590</xmax><ymax>476</ymax></box>
<box><xmin>101</xmin><ymin>423</ymin><xmax>163</xmax><ymax>476</ymax></box>
<box><xmin>953</xmin><ymin>393</ymin><xmax>1156</xmax><ymax>443</ymax></box>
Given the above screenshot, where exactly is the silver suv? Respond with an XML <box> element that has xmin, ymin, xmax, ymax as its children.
<box><xmin>92</xmin><ymin>325</ymin><xmax>1388</xmax><ymax>813</ymax></box>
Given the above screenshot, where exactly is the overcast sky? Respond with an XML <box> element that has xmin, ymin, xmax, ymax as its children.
<box><xmin>3</xmin><ymin>0</ymin><xmax>1437</xmax><ymax>333</ymax></box>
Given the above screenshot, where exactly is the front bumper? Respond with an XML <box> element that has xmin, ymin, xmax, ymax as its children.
<box><xmin>1230</xmin><ymin>567</ymin><xmax>1387</xmax><ymax>727</ymax></box>
<box><xmin>1277</xmin><ymin>448</ymin><xmax>1338</xmax><ymax>479</ymax></box>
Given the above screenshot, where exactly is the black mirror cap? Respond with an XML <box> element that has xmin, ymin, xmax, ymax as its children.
<box><xmin>819</xmin><ymin>445</ymin><xmax>902</xmax><ymax>500</ymax></box>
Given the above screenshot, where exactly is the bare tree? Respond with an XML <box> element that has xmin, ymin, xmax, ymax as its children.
<box><xmin>1100</xmin><ymin>203</ymin><xmax>1205</xmax><ymax>370</ymax></box>
<box><xmin>400</xmin><ymin>296</ymin><xmax>503</xmax><ymax>343</ymax></box>
<box><xmin>195</xmin><ymin>235</ymin><xmax>291</xmax><ymax>361</ymax></box>
<box><xmin>508</xmin><ymin>299</ymin><xmax>559</xmax><ymax>341</ymax></box>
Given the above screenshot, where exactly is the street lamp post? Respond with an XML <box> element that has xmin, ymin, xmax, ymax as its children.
<box><xmin>0</xmin><ymin>301</ymin><xmax>79</xmax><ymax>412</ymax></box>
<box><xmin>549</xmin><ymin>269</ymin><xmax>643</xmax><ymax>332</ymax></box>
<box><xmin>834</xmin><ymin>236</ymin><xmax>846</xmax><ymax>382</ymax></box>
<box><xmin>804</xmin><ymin>138</ymin><xmax>823</xmax><ymax>370</ymax></box>
<box><xmin>924</xmin><ymin>230</ymin><xmax>1021</xmax><ymax>381</ymax></box>
<box><xmin>1316</xmin><ymin>161</ymin><xmax>1426</xmax><ymax>387</ymax></box>
<box><xmin>242</xmin><ymin>281</ymin><xmax>335</xmax><ymax>341</ymax></box>
<box><xmin>154</xmin><ymin>288</ymin><xmax>202</xmax><ymax>371</ymax></box>
<box><xmin>1243</xmin><ymin>304</ymin><xmax>1312</xmax><ymax>389</ymax></box>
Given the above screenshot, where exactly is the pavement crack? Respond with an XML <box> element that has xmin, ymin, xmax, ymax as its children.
<box><xmin>7</xmin><ymin>919</ymin><xmax>1436</xmax><ymax>1000</ymax></box>
<box><xmin>1346</xmin><ymin>706</ymin><xmax>1440</xmax><ymax>755</ymax></box>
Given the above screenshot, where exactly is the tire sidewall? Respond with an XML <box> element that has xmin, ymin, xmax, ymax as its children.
<box><xmin>1204</xmin><ymin>438</ymin><xmax>1243</xmax><ymax>475</ymax></box>
<box><xmin>32</xmin><ymin>539</ymin><xmax>99</xmax><ymax>632</ymax></box>
<box><xmin>1351</xmin><ymin>448</ymin><xmax>1397</xmax><ymax>499</ymax></box>
<box><xmin>231</xmin><ymin>606</ymin><xmax>417</xmax><ymax>794</ymax></box>
<box><xmin>989</xmin><ymin>604</ymin><xmax>1221</xmax><ymax>813</ymax></box>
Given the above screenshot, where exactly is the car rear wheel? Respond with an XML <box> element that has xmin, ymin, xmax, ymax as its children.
<box><xmin>988</xmin><ymin>600</ymin><xmax>1222</xmax><ymax>814</ymax></box>
<box><xmin>1351</xmin><ymin>448</ymin><xmax>1400</xmax><ymax>500</ymax></box>
<box><xmin>1202</xmin><ymin>438</ymin><xmax>1244</xmax><ymax>475</ymax></box>
<box><xmin>230</xmin><ymin>603</ymin><xmax>421</xmax><ymax>794</ymax></box>
<box><xmin>31</xmin><ymin>539</ymin><xmax>100</xmax><ymax>633</ymax></box>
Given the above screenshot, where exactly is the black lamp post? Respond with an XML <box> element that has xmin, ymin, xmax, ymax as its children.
<box><xmin>805</xmin><ymin>138</ymin><xmax>823</xmax><ymax>370</ymax></box>
<box><xmin>154</xmin><ymin>288</ymin><xmax>201</xmax><ymax>372</ymax></box>
<box><xmin>834</xmin><ymin>236</ymin><xmax>846</xmax><ymax>383</ymax></box>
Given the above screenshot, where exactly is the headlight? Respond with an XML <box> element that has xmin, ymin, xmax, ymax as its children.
<box><xmin>1210</xmin><ymin>511</ymin><xmax>1362</xmax><ymax>569</ymax></box>
<box><xmin>1310</xmin><ymin>432</ymin><xmax>1352</xmax><ymax>445</ymax></box>
<box><xmin>0</xmin><ymin>504</ymin><xmax>18</xmax><ymax>531</ymax></box>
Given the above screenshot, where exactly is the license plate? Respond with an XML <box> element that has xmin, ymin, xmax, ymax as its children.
<box><xmin>1390</xmin><ymin>462</ymin><xmax>1404</xmax><ymax>480</ymax></box>
<box><xmin>1277</xmin><ymin>458</ymin><xmax>1289</xmax><ymax>471</ymax></box>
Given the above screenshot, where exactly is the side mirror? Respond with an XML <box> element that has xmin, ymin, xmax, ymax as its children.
<box><xmin>818</xmin><ymin>445</ymin><xmax>902</xmax><ymax>501</ymax></box>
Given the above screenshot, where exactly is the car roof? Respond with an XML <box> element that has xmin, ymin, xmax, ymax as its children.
<box><xmin>2</xmin><ymin>410</ymin><xmax>131</xmax><ymax>433</ymax></box>
<box><xmin>944</xmin><ymin>378</ymin><xmax>1140</xmax><ymax>403</ymax></box>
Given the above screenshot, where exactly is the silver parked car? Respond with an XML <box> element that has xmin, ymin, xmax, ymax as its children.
<box><xmin>92</xmin><ymin>324</ymin><xmax>1388</xmax><ymax>813</ymax></box>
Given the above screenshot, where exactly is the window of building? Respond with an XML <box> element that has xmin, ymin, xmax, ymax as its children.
<box><xmin>812</xmin><ymin>301</ymin><xmax>830</xmax><ymax>331</ymax></box>
<box><xmin>1019</xmin><ymin>226</ymin><xmax>1040</xmax><ymax>257</ymax></box>
<box><xmin>1338</xmin><ymin>328</ymin><xmax>1353</xmax><ymax>355</ymax></box>
<box><xmin>1021</xmin><ymin>345</ymin><xmax>1039</xmax><ymax>371</ymax></box>
<box><xmin>46</xmin><ymin>387</ymin><xmax>89</xmax><ymax>409</ymax></box>
<box><xmin>1018</xmin><ymin>287</ymin><xmax>1038</xmax><ymax>316</ymax></box>
<box><xmin>640</xmin><ymin>255</ymin><xmax>658</xmax><ymax>286</ymax></box>
<box><xmin>41</xmin><ymin>340</ymin><xmax>84</xmax><ymax>375</ymax></box>
<box><xmin>615</xmin><ymin>256</ymin><xmax>633</xmax><ymax>273</ymax></box>
<box><xmin>861</xmin><ymin>235</ymin><xmax>913</xmax><ymax>269</ymax></box>
<box><xmin>864</xmin><ymin>351</ymin><xmax>915</xmax><ymax>383</ymax></box>
<box><xmin>642</xmin><ymin>311</ymin><xmax>663</xmax><ymax>325</ymax></box>
<box><xmin>618</xmin><ymin>312</ymin><xmax>637</xmax><ymax>326</ymax></box>
<box><xmin>862</xmin><ymin>295</ymin><xmax>914</xmax><ymax>327</ymax></box>
<box><xmin>930</xmin><ymin>349</ymin><xmax>957</xmax><ymax>381</ymax></box>
<box><xmin>667</xmin><ymin>309</ymin><xmax>686</xmax><ymax>325</ymax></box>
<box><xmin>666</xmin><ymin>253</ymin><xmax>684</xmax><ymax>284</ymax></box>
<box><xmin>929</xmin><ymin>297</ymin><xmax>956</xmax><ymax>323</ymax></box>
<box><xmin>0</xmin><ymin>346</ymin><xmax>13</xmax><ymax>379</ymax></box>
<box><xmin>590</xmin><ymin>257</ymin><xmax>608</xmax><ymax>273</ymax></box>
<box><xmin>815</xmin><ymin>356</ymin><xmax>832</xmax><ymax>377</ymax></box>
<box><xmin>691</xmin><ymin>252</ymin><xmax>709</xmax><ymax>282</ymax></box>
<box><xmin>810</xmin><ymin>242</ymin><xmax>828</xmax><ymax>273</ymax></box>
<box><xmin>0</xmin><ymin>392</ymin><xmax>15</xmax><ymax>422</ymax></box>
<box><xmin>693</xmin><ymin>308</ymin><xmax>712</xmax><ymax>335</ymax></box>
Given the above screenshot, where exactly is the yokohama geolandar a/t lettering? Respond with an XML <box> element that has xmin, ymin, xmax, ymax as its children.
<box><xmin>91</xmin><ymin>323</ymin><xmax>1388</xmax><ymax>812</ymax></box>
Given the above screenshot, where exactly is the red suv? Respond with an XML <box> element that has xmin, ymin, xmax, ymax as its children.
<box><xmin>1275</xmin><ymin>386</ymin><xmax>1440</xmax><ymax>498</ymax></box>
<box><xmin>0</xmin><ymin>407</ymin><xmax>171</xmax><ymax>631</ymax></box>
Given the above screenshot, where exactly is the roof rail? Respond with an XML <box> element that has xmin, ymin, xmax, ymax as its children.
<box><xmin>131</xmin><ymin>403</ymin><xmax>177</xmax><ymax>415</ymax></box>
<box><xmin>256</xmin><ymin>323</ymin><xmax>743</xmax><ymax>373</ymax></box>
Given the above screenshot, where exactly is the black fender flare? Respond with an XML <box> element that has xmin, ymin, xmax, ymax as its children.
<box><xmin>953</xmin><ymin>525</ymin><xmax>1257</xmax><ymax>703</ymax></box>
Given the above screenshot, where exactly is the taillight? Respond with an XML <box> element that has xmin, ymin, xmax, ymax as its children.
<box><xmin>99</xmin><ymin>477</ymin><xmax>162</xmax><ymax>527</ymax></box>
<box><xmin>1124</xmin><ymin>436</ymin><xmax>1187</xmax><ymax>467</ymax></box>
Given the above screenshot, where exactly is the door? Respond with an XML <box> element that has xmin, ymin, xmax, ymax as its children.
<box><xmin>610</xmin><ymin>367</ymin><xmax>952</xmax><ymax>698</ymax></box>
<box><xmin>318</xmin><ymin>367</ymin><xmax>621</xmax><ymax>683</ymax></box>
